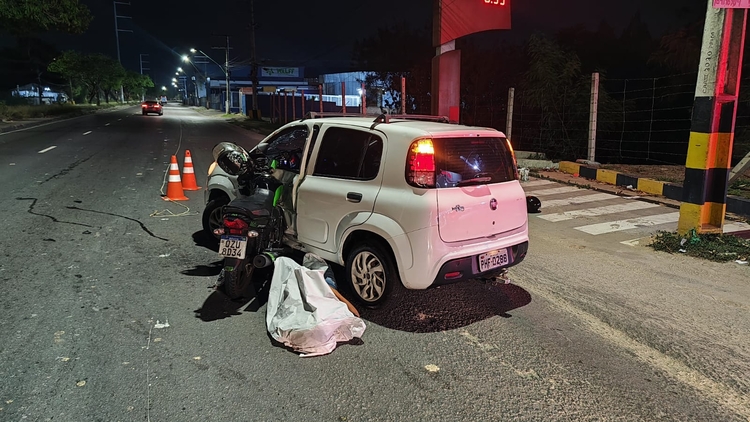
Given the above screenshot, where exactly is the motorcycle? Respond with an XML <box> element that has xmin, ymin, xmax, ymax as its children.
<box><xmin>211</xmin><ymin>142</ymin><xmax>289</xmax><ymax>300</ymax></box>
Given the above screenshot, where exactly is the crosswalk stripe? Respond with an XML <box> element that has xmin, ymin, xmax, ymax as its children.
<box><xmin>724</xmin><ymin>221</ymin><xmax>750</xmax><ymax>233</ymax></box>
<box><xmin>574</xmin><ymin>212</ymin><xmax>681</xmax><ymax>235</ymax></box>
<box><xmin>526</xmin><ymin>186</ymin><xmax>583</xmax><ymax>196</ymax></box>
<box><xmin>521</xmin><ymin>179</ymin><xmax>555</xmax><ymax>187</ymax></box>
<box><xmin>538</xmin><ymin>201</ymin><xmax>661</xmax><ymax>222</ymax></box>
<box><xmin>538</xmin><ymin>193</ymin><xmax>615</xmax><ymax>208</ymax></box>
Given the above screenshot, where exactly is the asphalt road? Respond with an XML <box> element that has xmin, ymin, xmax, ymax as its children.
<box><xmin>0</xmin><ymin>104</ymin><xmax>748</xmax><ymax>421</ymax></box>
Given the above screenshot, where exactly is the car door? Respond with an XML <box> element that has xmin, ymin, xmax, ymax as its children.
<box><xmin>295</xmin><ymin>125</ymin><xmax>385</xmax><ymax>253</ymax></box>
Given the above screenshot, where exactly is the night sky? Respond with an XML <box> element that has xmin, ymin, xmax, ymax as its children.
<box><xmin>10</xmin><ymin>0</ymin><xmax>692</xmax><ymax>89</ymax></box>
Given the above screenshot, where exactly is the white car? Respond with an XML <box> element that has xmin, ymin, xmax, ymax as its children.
<box><xmin>203</xmin><ymin>113</ymin><xmax>529</xmax><ymax>306</ymax></box>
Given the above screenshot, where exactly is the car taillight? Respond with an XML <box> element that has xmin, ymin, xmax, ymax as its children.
<box><xmin>406</xmin><ymin>139</ymin><xmax>435</xmax><ymax>187</ymax></box>
<box><xmin>223</xmin><ymin>217</ymin><xmax>249</xmax><ymax>235</ymax></box>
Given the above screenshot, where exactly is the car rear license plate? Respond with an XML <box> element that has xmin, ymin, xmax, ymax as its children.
<box><xmin>219</xmin><ymin>235</ymin><xmax>247</xmax><ymax>259</ymax></box>
<box><xmin>478</xmin><ymin>249</ymin><xmax>509</xmax><ymax>272</ymax></box>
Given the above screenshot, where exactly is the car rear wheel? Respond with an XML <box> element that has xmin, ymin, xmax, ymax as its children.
<box><xmin>345</xmin><ymin>242</ymin><xmax>400</xmax><ymax>307</ymax></box>
<box><xmin>203</xmin><ymin>195</ymin><xmax>230</xmax><ymax>239</ymax></box>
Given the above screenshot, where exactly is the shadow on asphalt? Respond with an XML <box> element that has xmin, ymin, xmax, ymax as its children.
<box><xmin>192</xmin><ymin>230</ymin><xmax>219</xmax><ymax>252</ymax></box>
<box><xmin>327</xmin><ymin>264</ymin><xmax>532</xmax><ymax>333</ymax></box>
<box><xmin>194</xmin><ymin>290</ymin><xmax>248</xmax><ymax>321</ymax></box>
<box><xmin>181</xmin><ymin>260</ymin><xmax>223</xmax><ymax>277</ymax></box>
<box><xmin>354</xmin><ymin>281</ymin><xmax>532</xmax><ymax>333</ymax></box>
<box><xmin>193</xmin><ymin>268</ymin><xmax>273</xmax><ymax>322</ymax></box>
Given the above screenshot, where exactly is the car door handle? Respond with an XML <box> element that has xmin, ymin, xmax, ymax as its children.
<box><xmin>346</xmin><ymin>192</ymin><xmax>363</xmax><ymax>203</ymax></box>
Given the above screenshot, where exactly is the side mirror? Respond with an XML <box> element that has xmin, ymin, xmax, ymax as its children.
<box><xmin>256</xmin><ymin>142</ymin><xmax>269</xmax><ymax>154</ymax></box>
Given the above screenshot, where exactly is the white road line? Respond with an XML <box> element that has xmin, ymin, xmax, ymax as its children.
<box><xmin>38</xmin><ymin>146</ymin><xmax>57</xmax><ymax>154</ymax></box>
<box><xmin>527</xmin><ymin>186</ymin><xmax>585</xmax><ymax>196</ymax></box>
<box><xmin>538</xmin><ymin>201</ymin><xmax>661</xmax><ymax>222</ymax></box>
<box><xmin>82</xmin><ymin>131</ymin><xmax>92</xmax><ymax>135</ymax></box>
<box><xmin>521</xmin><ymin>179</ymin><xmax>555</xmax><ymax>188</ymax></box>
<box><xmin>724</xmin><ymin>221</ymin><xmax>750</xmax><ymax>233</ymax></box>
<box><xmin>539</xmin><ymin>193</ymin><xmax>616</xmax><ymax>209</ymax></box>
<box><xmin>105</xmin><ymin>123</ymin><xmax>111</xmax><ymax>126</ymax></box>
<box><xmin>575</xmin><ymin>212</ymin><xmax>680</xmax><ymax>235</ymax></box>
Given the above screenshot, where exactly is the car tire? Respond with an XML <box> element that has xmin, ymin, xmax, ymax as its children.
<box><xmin>203</xmin><ymin>195</ymin><xmax>230</xmax><ymax>239</ymax></box>
<box><xmin>345</xmin><ymin>242</ymin><xmax>400</xmax><ymax>307</ymax></box>
<box><xmin>158</xmin><ymin>112</ymin><xmax>163</xmax><ymax>116</ymax></box>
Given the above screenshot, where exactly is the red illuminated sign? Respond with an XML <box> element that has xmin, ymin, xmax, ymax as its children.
<box><xmin>434</xmin><ymin>0</ymin><xmax>512</xmax><ymax>46</ymax></box>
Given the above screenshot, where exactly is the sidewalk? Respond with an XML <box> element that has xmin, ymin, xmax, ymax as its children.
<box><xmin>532</xmin><ymin>163</ymin><xmax>750</xmax><ymax>221</ymax></box>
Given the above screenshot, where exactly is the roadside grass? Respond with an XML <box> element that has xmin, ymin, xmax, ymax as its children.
<box><xmin>649</xmin><ymin>229</ymin><xmax>750</xmax><ymax>262</ymax></box>
<box><xmin>728</xmin><ymin>178</ymin><xmax>750</xmax><ymax>198</ymax></box>
<box><xmin>0</xmin><ymin>103</ymin><xmax>126</xmax><ymax>122</ymax></box>
<box><xmin>227</xmin><ymin>117</ymin><xmax>281</xmax><ymax>135</ymax></box>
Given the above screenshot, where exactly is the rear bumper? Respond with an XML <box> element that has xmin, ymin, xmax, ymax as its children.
<box><xmin>399</xmin><ymin>223</ymin><xmax>529</xmax><ymax>290</ymax></box>
<box><xmin>432</xmin><ymin>241</ymin><xmax>528</xmax><ymax>286</ymax></box>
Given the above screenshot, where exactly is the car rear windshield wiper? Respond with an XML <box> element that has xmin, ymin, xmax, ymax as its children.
<box><xmin>456</xmin><ymin>176</ymin><xmax>492</xmax><ymax>186</ymax></box>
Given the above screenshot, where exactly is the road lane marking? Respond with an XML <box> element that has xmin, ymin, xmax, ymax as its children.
<box><xmin>538</xmin><ymin>201</ymin><xmax>660</xmax><ymax>222</ymax></box>
<box><xmin>521</xmin><ymin>179</ymin><xmax>555</xmax><ymax>188</ymax></box>
<box><xmin>538</xmin><ymin>193</ymin><xmax>615</xmax><ymax>209</ymax></box>
<box><xmin>574</xmin><ymin>212</ymin><xmax>680</xmax><ymax>235</ymax></box>
<box><xmin>83</xmin><ymin>131</ymin><xmax>92</xmax><ymax>135</ymax></box>
<box><xmin>520</xmin><ymin>282</ymin><xmax>750</xmax><ymax>420</ymax></box>
<box><xmin>38</xmin><ymin>146</ymin><xmax>57</xmax><ymax>154</ymax></box>
<box><xmin>526</xmin><ymin>186</ymin><xmax>584</xmax><ymax>196</ymax></box>
<box><xmin>724</xmin><ymin>221</ymin><xmax>750</xmax><ymax>233</ymax></box>
<box><xmin>105</xmin><ymin>123</ymin><xmax>111</xmax><ymax>126</ymax></box>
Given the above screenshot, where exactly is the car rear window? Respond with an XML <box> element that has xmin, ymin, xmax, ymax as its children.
<box><xmin>433</xmin><ymin>137</ymin><xmax>516</xmax><ymax>188</ymax></box>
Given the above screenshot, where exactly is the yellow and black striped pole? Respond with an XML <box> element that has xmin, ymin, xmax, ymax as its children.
<box><xmin>678</xmin><ymin>1</ymin><xmax>747</xmax><ymax>235</ymax></box>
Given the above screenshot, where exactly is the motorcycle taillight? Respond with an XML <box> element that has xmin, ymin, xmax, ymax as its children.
<box><xmin>223</xmin><ymin>217</ymin><xmax>249</xmax><ymax>235</ymax></box>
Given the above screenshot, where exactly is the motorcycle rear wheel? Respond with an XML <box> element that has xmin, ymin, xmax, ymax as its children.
<box><xmin>220</xmin><ymin>264</ymin><xmax>255</xmax><ymax>300</ymax></box>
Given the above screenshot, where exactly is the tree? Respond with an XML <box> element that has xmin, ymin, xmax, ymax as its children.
<box><xmin>48</xmin><ymin>50</ymin><xmax>86</xmax><ymax>102</ymax></box>
<box><xmin>0</xmin><ymin>0</ymin><xmax>92</xmax><ymax>36</ymax></box>
<box><xmin>122</xmin><ymin>71</ymin><xmax>154</xmax><ymax>101</ymax></box>
<box><xmin>48</xmin><ymin>52</ymin><xmax>127</xmax><ymax>105</ymax></box>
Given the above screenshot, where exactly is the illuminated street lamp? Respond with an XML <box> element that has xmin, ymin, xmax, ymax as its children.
<box><xmin>161</xmin><ymin>86</ymin><xmax>167</xmax><ymax>91</ymax></box>
<box><xmin>172</xmin><ymin>78</ymin><xmax>177</xmax><ymax>82</ymax></box>
<box><xmin>181</xmin><ymin>54</ymin><xmax>189</xmax><ymax>62</ymax></box>
<box><xmin>177</xmin><ymin>67</ymin><xmax>183</xmax><ymax>73</ymax></box>
<box><xmin>188</xmin><ymin>47</ymin><xmax>230</xmax><ymax>113</ymax></box>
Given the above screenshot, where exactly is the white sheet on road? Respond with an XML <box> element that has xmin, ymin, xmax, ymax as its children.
<box><xmin>266</xmin><ymin>256</ymin><xmax>366</xmax><ymax>357</ymax></box>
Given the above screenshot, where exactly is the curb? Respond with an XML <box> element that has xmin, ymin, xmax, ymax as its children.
<box><xmin>557</xmin><ymin>161</ymin><xmax>750</xmax><ymax>218</ymax></box>
<box><xmin>0</xmin><ymin>105</ymin><xmax>135</xmax><ymax>134</ymax></box>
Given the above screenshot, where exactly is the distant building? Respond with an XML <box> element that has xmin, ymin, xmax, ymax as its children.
<box><xmin>12</xmin><ymin>83</ymin><xmax>68</xmax><ymax>105</ymax></box>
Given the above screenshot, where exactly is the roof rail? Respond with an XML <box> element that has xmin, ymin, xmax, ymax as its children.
<box><xmin>302</xmin><ymin>112</ymin><xmax>369</xmax><ymax>120</ymax></box>
<box><xmin>372</xmin><ymin>114</ymin><xmax>451</xmax><ymax>124</ymax></box>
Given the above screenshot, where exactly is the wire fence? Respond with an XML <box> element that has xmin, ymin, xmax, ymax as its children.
<box><xmin>457</xmin><ymin>71</ymin><xmax>750</xmax><ymax>167</ymax></box>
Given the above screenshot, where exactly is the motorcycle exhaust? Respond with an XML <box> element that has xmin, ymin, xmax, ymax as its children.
<box><xmin>253</xmin><ymin>252</ymin><xmax>279</xmax><ymax>268</ymax></box>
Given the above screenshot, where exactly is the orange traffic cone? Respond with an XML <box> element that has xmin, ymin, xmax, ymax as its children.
<box><xmin>181</xmin><ymin>150</ymin><xmax>200</xmax><ymax>191</ymax></box>
<box><xmin>163</xmin><ymin>155</ymin><xmax>189</xmax><ymax>201</ymax></box>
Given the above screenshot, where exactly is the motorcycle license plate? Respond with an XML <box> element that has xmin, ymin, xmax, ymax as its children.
<box><xmin>219</xmin><ymin>235</ymin><xmax>247</xmax><ymax>259</ymax></box>
<box><xmin>478</xmin><ymin>248</ymin><xmax>510</xmax><ymax>272</ymax></box>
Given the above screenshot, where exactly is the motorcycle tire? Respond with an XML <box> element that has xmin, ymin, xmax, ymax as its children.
<box><xmin>221</xmin><ymin>263</ymin><xmax>255</xmax><ymax>300</ymax></box>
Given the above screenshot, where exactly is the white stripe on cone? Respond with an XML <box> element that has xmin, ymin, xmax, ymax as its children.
<box><xmin>183</xmin><ymin>167</ymin><xmax>194</xmax><ymax>174</ymax></box>
<box><xmin>185</xmin><ymin>156</ymin><xmax>193</xmax><ymax>163</ymax></box>
<box><xmin>170</xmin><ymin>163</ymin><xmax>179</xmax><ymax>170</ymax></box>
<box><xmin>169</xmin><ymin>175</ymin><xmax>182</xmax><ymax>182</ymax></box>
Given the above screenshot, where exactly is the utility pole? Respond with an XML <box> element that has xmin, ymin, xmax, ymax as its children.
<box><xmin>113</xmin><ymin>1</ymin><xmax>132</xmax><ymax>103</ymax></box>
<box><xmin>212</xmin><ymin>35</ymin><xmax>232</xmax><ymax>114</ymax></box>
<box><xmin>677</xmin><ymin>0</ymin><xmax>747</xmax><ymax>235</ymax></box>
<box><xmin>249</xmin><ymin>0</ymin><xmax>260</xmax><ymax>119</ymax></box>
<box><xmin>139</xmin><ymin>53</ymin><xmax>149</xmax><ymax>102</ymax></box>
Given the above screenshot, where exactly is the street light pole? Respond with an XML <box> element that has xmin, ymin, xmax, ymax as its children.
<box><xmin>113</xmin><ymin>1</ymin><xmax>132</xmax><ymax>103</ymax></box>
<box><xmin>225</xmin><ymin>36</ymin><xmax>230</xmax><ymax>114</ymax></box>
